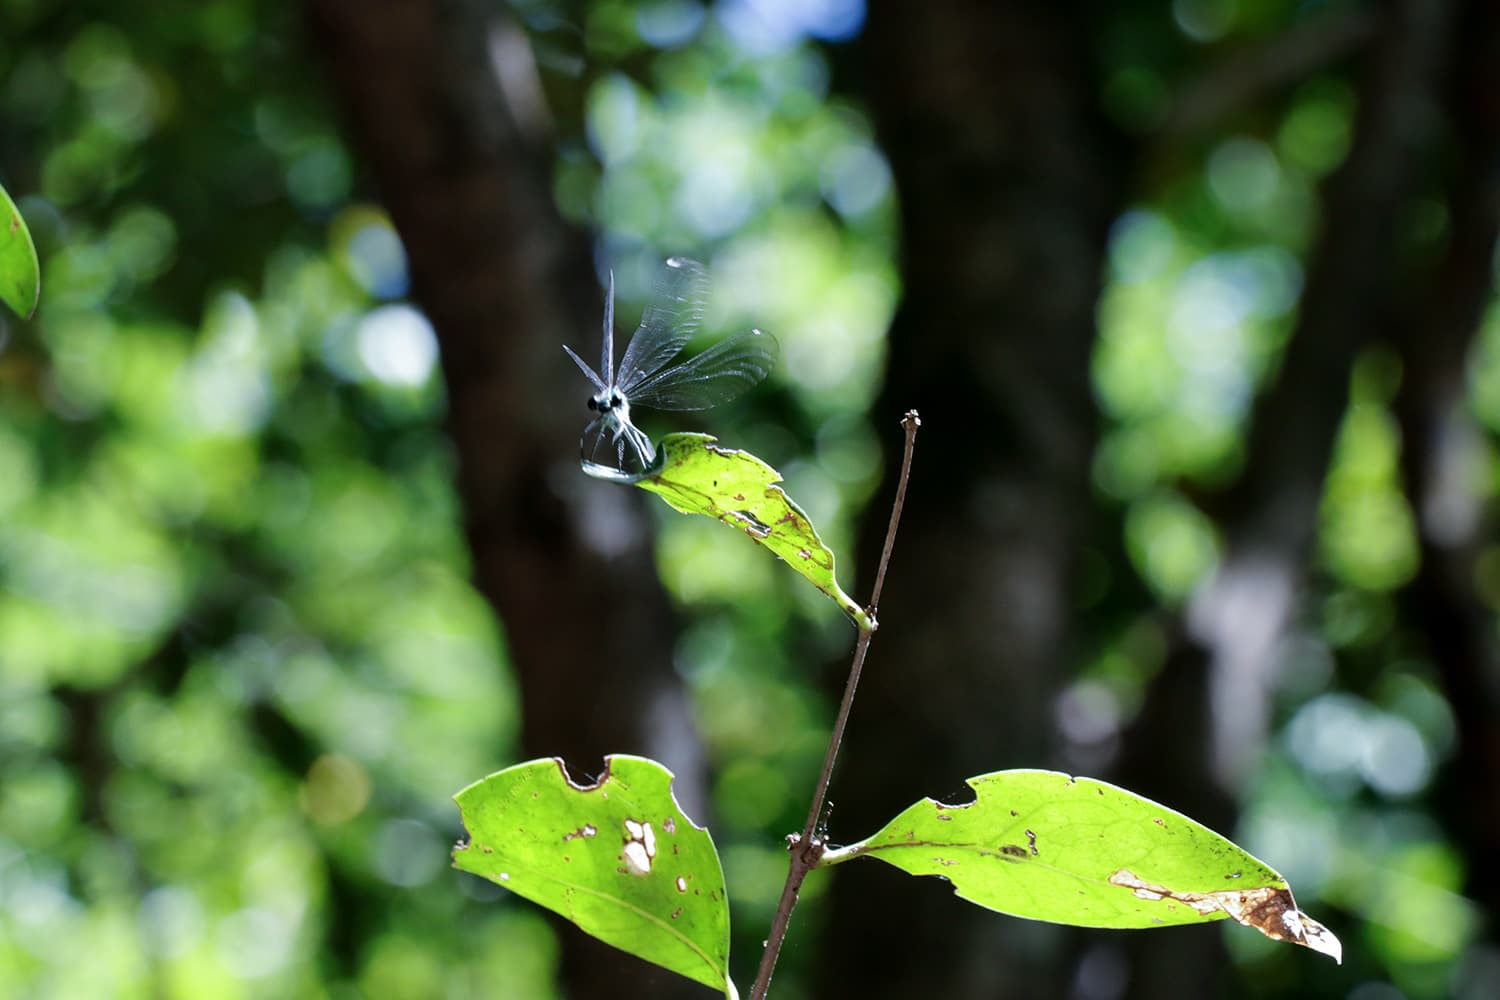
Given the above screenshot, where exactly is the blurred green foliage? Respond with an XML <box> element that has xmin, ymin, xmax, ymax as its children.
<box><xmin>1082</xmin><ymin>9</ymin><xmax>1488</xmax><ymax>998</ymax></box>
<box><xmin>1</xmin><ymin>2</ymin><xmax>539</xmax><ymax>996</ymax></box>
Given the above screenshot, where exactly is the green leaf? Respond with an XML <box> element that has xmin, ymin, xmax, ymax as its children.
<box><xmin>454</xmin><ymin>755</ymin><xmax>737</xmax><ymax>997</ymax></box>
<box><xmin>0</xmin><ymin>181</ymin><xmax>40</xmax><ymax>319</ymax></box>
<box><xmin>634</xmin><ymin>432</ymin><xmax>871</xmax><ymax>629</ymax></box>
<box><xmin>824</xmin><ymin>769</ymin><xmax>1341</xmax><ymax>963</ymax></box>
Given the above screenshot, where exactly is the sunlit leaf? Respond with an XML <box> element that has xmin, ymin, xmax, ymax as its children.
<box><xmin>0</xmin><ymin>181</ymin><xmax>40</xmax><ymax>318</ymax></box>
<box><xmin>633</xmin><ymin>432</ymin><xmax>870</xmax><ymax>629</ymax></box>
<box><xmin>454</xmin><ymin>754</ymin><xmax>738</xmax><ymax>998</ymax></box>
<box><xmin>824</xmin><ymin>769</ymin><xmax>1341</xmax><ymax>963</ymax></box>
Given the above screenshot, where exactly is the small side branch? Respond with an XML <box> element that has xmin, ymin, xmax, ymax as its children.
<box><xmin>749</xmin><ymin>411</ymin><xmax>921</xmax><ymax>1000</ymax></box>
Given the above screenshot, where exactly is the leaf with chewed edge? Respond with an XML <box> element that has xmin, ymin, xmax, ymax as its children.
<box><xmin>635</xmin><ymin>432</ymin><xmax>870</xmax><ymax>630</ymax></box>
<box><xmin>454</xmin><ymin>755</ymin><xmax>737</xmax><ymax>997</ymax></box>
<box><xmin>822</xmin><ymin>769</ymin><xmax>1341</xmax><ymax>963</ymax></box>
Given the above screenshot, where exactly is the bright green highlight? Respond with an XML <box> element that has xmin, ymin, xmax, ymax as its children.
<box><xmin>634</xmin><ymin>433</ymin><xmax>870</xmax><ymax>630</ymax></box>
<box><xmin>454</xmin><ymin>755</ymin><xmax>737</xmax><ymax>998</ymax></box>
<box><xmin>0</xmin><ymin>181</ymin><xmax>40</xmax><ymax>318</ymax></box>
<box><xmin>825</xmin><ymin>769</ymin><xmax>1341</xmax><ymax>962</ymax></box>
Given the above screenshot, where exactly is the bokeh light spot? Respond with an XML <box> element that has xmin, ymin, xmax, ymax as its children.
<box><xmin>300</xmin><ymin>754</ymin><xmax>372</xmax><ymax>826</ymax></box>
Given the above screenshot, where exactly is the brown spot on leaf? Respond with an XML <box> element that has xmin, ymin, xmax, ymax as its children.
<box><xmin>1025</xmin><ymin>829</ymin><xmax>1038</xmax><ymax>856</ymax></box>
<box><xmin>999</xmin><ymin>845</ymin><xmax>1028</xmax><ymax>859</ymax></box>
<box><xmin>731</xmin><ymin>509</ymin><xmax>772</xmax><ymax>538</ymax></box>
<box><xmin>1106</xmin><ymin>869</ymin><xmax>1342</xmax><ymax>963</ymax></box>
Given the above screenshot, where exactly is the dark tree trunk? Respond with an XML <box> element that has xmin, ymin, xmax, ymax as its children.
<box><xmin>817</xmin><ymin>3</ymin><xmax>1124</xmax><ymax>996</ymax></box>
<box><xmin>1393</xmin><ymin>0</ymin><xmax>1500</xmax><ymax>934</ymax></box>
<box><xmin>304</xmin><ymin>2</ymin><xmax>706</xmax><ymax>996</ymax></box>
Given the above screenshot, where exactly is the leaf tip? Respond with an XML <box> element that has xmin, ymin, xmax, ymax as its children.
<box><xmin>1107</xmin><ymin>868</ymin><xmax>1341</xmax><ymax>962</ymax></box>
<box><xmin>1283</xmin><ymin>908</ymin><xmax>1342</xmax><ymax>965</ymax></box>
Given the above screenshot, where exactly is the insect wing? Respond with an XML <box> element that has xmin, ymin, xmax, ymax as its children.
<box><xmin>615</xmin><ymin>257</ymin><xmax>708</xmax><ymax>394</ymax></box>
<box><xmin>563</xmin><ymin>343</ymin><xmax>606</xmax><ymax>391</ymax></box>
<box><xmin>626</xmin><ymin>328</ymin><xmax>779</xmax><ymax>411</ymax></box>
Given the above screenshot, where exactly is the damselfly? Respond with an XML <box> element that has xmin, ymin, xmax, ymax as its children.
<box><xmin>564</xmin><ymin>257</ymin><xmax>778</xmax><ymax>477</ymax></box>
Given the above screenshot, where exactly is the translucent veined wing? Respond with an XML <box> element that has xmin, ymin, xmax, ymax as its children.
<box><xmin>562</xmin><ymin>270</ymin><xmax>614</xmax><ymax>392</ymax></box>
<box><xmin>625</xmin><ymin>328</ymin><xmax>779</xmax><ymax>411</ymax></box>
<box><xmin>600</xmin><ymin>269</ymin><xmax>616</xmax><ymax>383</ymax></box>
<box><xmin>615</xmin><ymin>257</ymin><xmax>708</xmax><ymax>394</ymax></box>
<box><xmin>563</xmin><ymin>343</ymin><xmax>606</xmax><ymax>391</ymax></box>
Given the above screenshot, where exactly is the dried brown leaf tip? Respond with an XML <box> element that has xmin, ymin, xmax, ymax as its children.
<box><xmin>1108</xmin><ymin>869</ymin><xmax>1342</xmax><ymax>964</ymax></box>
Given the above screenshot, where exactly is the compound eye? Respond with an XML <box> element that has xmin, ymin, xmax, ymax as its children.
<box><xmin>587</xmin><ymin>397</ymin><xmax>598</xmax><ymax>411</ymax></box>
